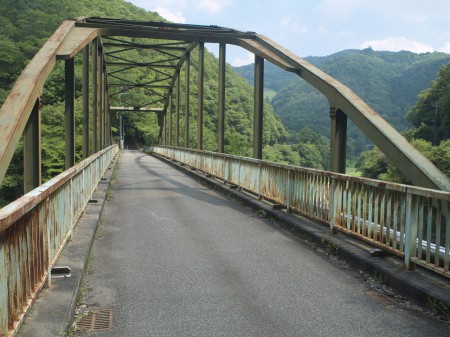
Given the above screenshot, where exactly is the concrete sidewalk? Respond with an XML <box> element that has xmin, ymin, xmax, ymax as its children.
<box><xmin>16</xmin><ymin>154</ymin><xmax>118</xmax><ymax>337</ymax></box>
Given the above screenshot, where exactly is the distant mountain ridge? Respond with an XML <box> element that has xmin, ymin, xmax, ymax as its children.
<box><xmin>234</xmin><ymin>48</ymin><xmax>450</xmax><ymax>155</ymax></box>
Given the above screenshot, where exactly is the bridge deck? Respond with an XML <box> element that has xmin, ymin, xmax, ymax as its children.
<box><xmin>18</xmin><ymin>150</ymin><xmax>449</xmax><ymax>336</ymax></box>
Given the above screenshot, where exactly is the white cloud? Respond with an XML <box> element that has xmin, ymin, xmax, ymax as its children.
<box><xmin>439</xmin><ymin>42</ymin><xmax>450</xmax><ymax>54</ymax></box>
<box><xmin>154</xmin><ymin>6</ymin><xmax>186</xmax><ymax>23</ymax></box>
<box><xmin>316</xmin><ymin>0</ymin><xmax>364</xmax><ymax>20</ymax></box>
<box><xmin>196</xmin><ymin>0</ymin><xmax>232</xmax><ymax>14</ymax></box>
<box><xmin>361</xmin><ymin>36</ymin><xmax>434</xmax><ymax>53</ymax></box>
<box><xmin>279</xmin><ymin>17</ymin><xmax>307</xmax><ymax>34</ymax></box>
<box><xmin>232</xmin><ymin>53</ymin><xmax>254</xmax><ymax>67</ymax></box>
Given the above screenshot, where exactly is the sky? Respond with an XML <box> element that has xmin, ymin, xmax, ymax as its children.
<box><xmin>127</xmin><ymin>0</ymin><xmax>450</xmax><ymax>66</ymax></box>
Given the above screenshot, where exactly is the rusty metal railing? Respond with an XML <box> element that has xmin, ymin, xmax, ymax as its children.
<box><xmin>0</xmin><ymin>145</ymin><xmax>118</xmax><ymax>335</ymax></box>
<box><xmin>149</xmin><ymin>145</ymin><xmax>450</xmax><ymax>278</ymax></box>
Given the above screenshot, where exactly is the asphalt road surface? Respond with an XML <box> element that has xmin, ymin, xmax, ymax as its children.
<box><xmin>74</xmin><ymin>150</ymin><xmax>449</xmax><ymax>337</ymax></box>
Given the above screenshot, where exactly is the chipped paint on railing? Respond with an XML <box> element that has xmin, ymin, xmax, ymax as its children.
<box><xmin>0</xmin><ymin>145</ymin><xmax>117</xmax><ymax>336</ymax></box>
<box><xmin>149</xmin><ymin>145</ymin><xmax>450</xmax><ymax>278</ymax></box>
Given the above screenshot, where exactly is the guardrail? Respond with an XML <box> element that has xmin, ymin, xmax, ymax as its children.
<box><xmin>149</xmin><ymin>146</ymin><xmax>450</xmax><ymax>279</ymax></box>
<box><xmin>0</xmin><ymin>144</ymin><xmax>118</xmax><ymax>336</ymax></box>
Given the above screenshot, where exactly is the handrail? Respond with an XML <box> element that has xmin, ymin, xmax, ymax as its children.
<box><xmin>149</xmin><ymin>145</ymin><xmax>450</xmax><ymax>278</ymax></box>
<box><xmin>0</xmin><ymin>145</ymin><xmax>118</xmax><ymax>335</ymax></box>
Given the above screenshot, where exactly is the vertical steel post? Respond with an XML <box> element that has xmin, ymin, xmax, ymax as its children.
<box><xmin>176</xmin><ymin>73</ymin><xmax>180</xmax><ymax>147</ymax></box>
<box><xmin>92</xmin><ymin>38</ymin><xmax>98</xmax><ymax>152</ymax></box>
<box><xmin>330</xmin><ymin>107</ymin><xmax>347</xmax><ymax>173</ymax></box>
<box><xmin>99</xmin><ymin>49</ymin><xmax>104</xmax><ymax>149</ymax></box>
<box><xmin>253</xmin><ymin>55</ymin><xmax>264</xmax><ymax>159</ymax></box>
<box><xmin>106</xmin><ymin>99</ymin><xmax>111</xmax><ymax>145</ymax></box>
<box><xmin>218</xmin><ymin>43</ymin><xmax>226</xmax><ymax>153</ymax></box>
<box><xmin>82</xmin><ymin>44</ymin><xmax>90</xmax><ymax>157</ymax></box>
<box><xmin>163</xmin><ymin>111</ymin><xmax>167</xmax><ymax>145</ymax></box>
<box><xmin>168</xmin><ymin>92</ymin><xmax>173</xmax><ymax>146</ymax></box>
<box><xmin>185</xmin><ymin>52</ymin><xmax>190</xmax><ymax>148</ymax></box>
<box><xmin>103</xmin><ymin>65</ymin><xmax>109</xmax><ymax>147</ymax></box>
<box><xmin>157</xmin><ymin>111</ymin><xmax>164</xmax><ymax>144</ymax></box>
<box><xmin>65</xmin><ymin>58</ymin><xmax>75</xmax><ymax>169</ymax></box>
<box><xmin>24</xmin><ymin>98</ymin><xmax>41</xmax><ymax>193</ymax></box>
<box><xmin>198</xmin><ymin>43</ymin><xmax>204</xmax><ymax>150</ymax></box>
<box><xmin>119</xmin><ymin>113</ymin><xmax>123</xmax><ymax>149</ymax></box>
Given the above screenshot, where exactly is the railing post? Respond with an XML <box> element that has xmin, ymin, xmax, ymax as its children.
<box><xmin>238</xmin><ymin>158</ymin><xmax>241</xmax><ymax>190</ymax></box>
<box><xmin>329</xmin><ymin>176</ymin><xmax>341</xmax><ymax>233</ymax></box>
<box><xmin>185</xmin><ymin>52</ymin><xmax>190</xmax><ymax>148</ymax></box>
<box><xmin>405</xmin><ymin>192</ymin><xmax>418</xmax><ymax>271</ymax></box>
<box><xmin>218</xmin><ymin>43</ymin><xmax>226</xmax><ymax>153</ymax></box>
<box><xmin>286</xmin><ymin>169</ymin><xmax>291</xmax><ymax>213</ymax></box>
<box><xmin>253</xmin><ymin>55</ymin><xmax>264</xmax><ymax>159</ymax></box>
<box><xmin>82</xmin><ymin>44</ymin><xmax>90</xmax><ymax>157</ymax></box>
<box><xmin>65</xmin><ymin>57</ymin><xmax>75</xmax><ymax>169</ymax></box>
<box><xmin>24</xmin><ymin>98</ymin><xmax>41</xmax><ymax>193</ymax></box>
<box><xmin>258</xmin><ymin>162</ymin><xmax>262</xmax><ymax>199</ymax></box>
<box><xmin>330</xmin><ymin>107</ymin><xmax>347</xmax><ymax>173</ymax></box>
<box><xmin>198</xmin><ymin>43</ymin><xmax>204</xmax><ymax>150</ymax></box>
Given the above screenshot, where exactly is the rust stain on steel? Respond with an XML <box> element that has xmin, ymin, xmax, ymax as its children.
<box><xmin>0</xmin><ymin>146</ymin><xmax>117</xmax><ymax>233</ymax></box>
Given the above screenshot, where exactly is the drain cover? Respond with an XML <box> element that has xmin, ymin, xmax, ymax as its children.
<box><xmin>77</xmin><ymin>308</ymin><xmax>112</xmax><ymax>331</ymax></box>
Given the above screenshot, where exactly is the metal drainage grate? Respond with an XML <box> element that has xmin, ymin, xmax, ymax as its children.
<box><xmin>77</xmin><ymin>308</ymin><xmax>113</xmax><ymax>331</ymax></box>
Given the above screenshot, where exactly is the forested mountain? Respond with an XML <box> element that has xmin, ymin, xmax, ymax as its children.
<box><xmin>355</xmin><ymin>61</ymin><xmax>450</xmax><ymax>183</ymax></box>
<box><xmin>235</xmin><ymin>49</ymin><xmax>450</xmax><ymax>156</ymax></box>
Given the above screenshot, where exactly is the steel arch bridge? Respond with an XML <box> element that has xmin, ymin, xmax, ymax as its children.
<box><xmin>1</xmin><ymin>17</ymin><xmax>450</xmax><ymax>336</ymax></box>
<box><xmin>1</xmin><ymin>17</ymin><xmax>449</xmax><ymax>191</ymax></box>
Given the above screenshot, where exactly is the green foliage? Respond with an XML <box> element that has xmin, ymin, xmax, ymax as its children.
<box><xmin>354</xmin><ymin>147</ymin><xmax>389</xmax><ymax>180</ymax></box>
<box><xmin>354</xmin><ymin>139</ymin><xmax>450</xmax><ymax>183</ymax></box>
<box><xmin>295</xmin><ymin>143</ymin><xmax>323</xmax><ymax>170</ymax></box>
<box><xmin>0</xmin><ymin>142</ymin><xmax>23</xmax><ymax>207</ymax></box>
<box><xmin>235</xmin><ymin>49</ymin><xmax>450</xmax><ymax>160</ymax></box>
<box><xmin>263</xmin><ymin>144</ymin><xmax>301</xmax><ymax>166</ymax></box>
<box><xmin>355</xmin><ymin>61</ymin><xmax>450</xmax><ymax>184</ymax></box>
<box><xmin>406</xmin><ymin>62</ymin><xmax>450</xmax><ymax>144</ymax></box>
<box><xmin>292</xmin><ymin>127</ymin><xmax>330</xmax><ymax>170</ymax></box>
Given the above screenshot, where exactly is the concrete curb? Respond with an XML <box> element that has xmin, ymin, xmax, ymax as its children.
<box><xmin>151</xmin><ymin>152</ymin><xmax>450</xmax><ymax>318</ymax></box>
<box><xmin>16</xmin><ymin>154</ymin><xmax>119</xmax><ymax>337</ymax></box>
